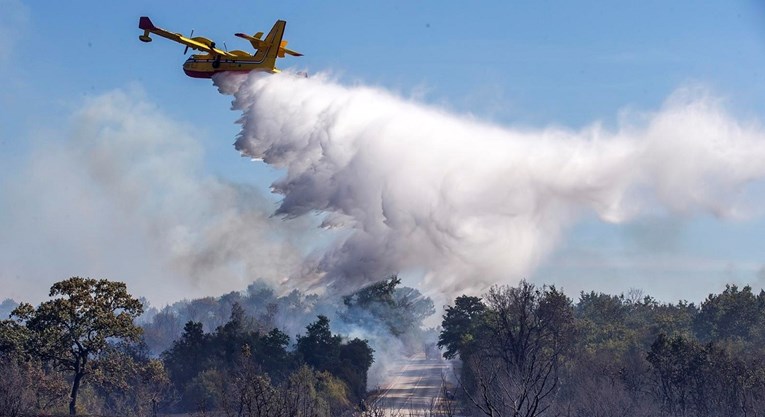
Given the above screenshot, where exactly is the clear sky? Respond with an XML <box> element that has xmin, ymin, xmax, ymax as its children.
<box><xmin>1</xmin><ymin>0</ymin><xmax>765</xmax><ymax>306</ymax></box>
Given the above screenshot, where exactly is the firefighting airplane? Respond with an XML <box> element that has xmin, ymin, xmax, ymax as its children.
<box><xmin>138</xmin><ymin>16</ymin><xmax>302</xmax><ymax>78</ymax></box>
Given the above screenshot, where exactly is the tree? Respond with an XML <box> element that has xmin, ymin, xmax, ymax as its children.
<box><xmin>337</xmin><ymin>338</ymin><xmax>374</xmax><ymax>400</ymax></box>
<box><xmin>559</xmin><ymin>350</ymin><xmax>656</xmax><ymax>417</ymax></box>
<box><xmin>0</xmin><ymin>356</ymin><xmax>43</xmax><ymax>417</ymax></box>
<box><xmin>162</xmin><ymin>321</ymin><xmax>211</xmax><ymax>411</ymax></box>
<box><xmin>254</xmin><ymin>328</ymin><xmax>293</xmax><ymax>380</ymax></box>
<box><xmin>575</xmin><ymin>292</ymin><xmax>631</xmax><ymax>351</ymax></box>
<box><xmin>694</xmin><ymin>284</ymin><xmax>765</xmax><ymax>342</ymax></box>
<box><xmin>141</xmin><ymin>308</ymin><xmax>183</xmax><ymax>355</ymax></box>
<box><xmin>341</xmin><ymin>276</ymin><xmax>435</xmax><ymax>339</ymax></box>
<box><xmin>438</xmin><ymin>295</ymin><xmax>487</xmax><ymax>360</ymax></box>
<box><xmin>644</xmin><ymin>333</ymin><xmax>764</xmax><ymax>417</ymax></box>
<box><xmin>296</xmin><ymin>316</ymin><xmax>374</xmax><ymax>403</ymax></box>
<box><xmin>11</xmin><ymin>277</ymin><xmax>143</xmax><ymax>415</ymax></box>
<box><xmin>0</xmin><ymin>318</ymin><xmax>30</xmax><ymax>356</ymax></box>
<box><xmin>446</xmin><ymin>281</ymin><xmax>576</xmax><ymax>417</ymax></box>
<box><xmin>281</xmin><ymin>365</ymin><xmax>330</xmax><ymax>417</ymax></box>
<box><xmin>90</xmin><ymin>342</ymin><xmax>171</xmax><ymax>417</ymax></box>
<box><xmin>297</xmin><ymin>315</ymin><xmax>342</xmax><ymax>372</ymax></box>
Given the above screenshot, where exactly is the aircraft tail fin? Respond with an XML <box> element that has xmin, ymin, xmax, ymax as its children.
<box><xmin>235</xmin><ymin>21</ymin><xmax>302</xmax><ymax>65</ymax></box>
<box><xmin>138</xmin><ymin>16</ymin><xmax>157</xmax><ymax>31</ymax></box>
<box><xmin>249</xmin><ymin>20</ymin><xmax>285</xmax><ymax>70</ymax></box>
<box><xmin>138</xmin><ymin>16</ymin><xmax>158</xmax><ymax>42</ymax></box>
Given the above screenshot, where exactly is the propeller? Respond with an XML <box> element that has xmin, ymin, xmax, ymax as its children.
<box><xmin>183</xmin><ymin>29</ymin><xmax>194</xmax><ymax>54</ymax></box>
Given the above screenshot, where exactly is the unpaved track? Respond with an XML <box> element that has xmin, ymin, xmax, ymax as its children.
<box><xmin>373</xmin><ymin>354</ymin><xmax>449</xmax><ymax>415</ymax></box>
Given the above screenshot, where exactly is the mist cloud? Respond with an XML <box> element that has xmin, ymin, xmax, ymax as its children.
<box><xmin>217</xmin><ymin>72</ymin><xmax>765</xmax><ymax>298</ymax></box>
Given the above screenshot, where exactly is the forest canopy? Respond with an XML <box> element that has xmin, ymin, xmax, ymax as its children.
<box><xmin>2</xmin><ymin>277</ymin><xmax>765</xmax><ymax>416</ymax></box>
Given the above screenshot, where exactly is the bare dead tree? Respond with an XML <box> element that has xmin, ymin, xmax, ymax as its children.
<box><xmin>457</xmin><ymin>282</ymin><xmax>576</xmax><ymax>417</ymax></box>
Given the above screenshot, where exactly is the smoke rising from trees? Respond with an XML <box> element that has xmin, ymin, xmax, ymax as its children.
<box><xmin>217</xmin><ymin>71</ymin><xmax>765</xmax><ymax>298</ymax></box>
<box><xmin>0</xmin><ymin>89</ymin><xmax>313</xmax><ymax>305</ymax></box>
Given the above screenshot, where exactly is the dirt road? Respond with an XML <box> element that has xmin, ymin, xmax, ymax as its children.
<box><xmin>371</xmin><ymin>354</ymin><xmax>452</xmax><ymax>416</ymax></box>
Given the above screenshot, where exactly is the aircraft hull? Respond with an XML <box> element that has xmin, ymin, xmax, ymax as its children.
<box><xmin>183</xmin><ymin>69</ymin><xmax>253</xmax><ymax>78</ymax></box>
<box><xmin>183</xmin><ymin>57</ymin><xmax>278</xmax><ymax>78</ymax></box>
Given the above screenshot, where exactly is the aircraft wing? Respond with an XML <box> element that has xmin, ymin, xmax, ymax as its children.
<box><xmin>139</xmin><ymin>16</ymin><xmax>234</xmax><ymax>57</ymax></box>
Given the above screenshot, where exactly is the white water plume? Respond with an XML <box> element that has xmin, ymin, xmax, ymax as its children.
<box><xmin>216</xmin><ymin>72</ymin><xmax>765</xmax><ymax>298</ymax></box>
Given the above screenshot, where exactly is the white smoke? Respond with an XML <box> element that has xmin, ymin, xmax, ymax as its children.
<box><xmin>216</xmin><ymin>72</ymin><xmax>765</xmax><ymax>298</ymax></box>
<box><xmin>0</xmin><ymin>88</ymin><xmax>313</xmax><ymax>305</ymax></box>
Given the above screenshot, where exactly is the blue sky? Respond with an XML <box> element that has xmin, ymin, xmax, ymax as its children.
<box><xmin>1</xmin><ymin>0</ymin><xmax>765</xmax><ymax>305</ymax></box>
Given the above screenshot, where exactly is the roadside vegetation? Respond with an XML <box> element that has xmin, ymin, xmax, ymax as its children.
<box><xmin>440</xmin><ymin>280</ymin><xmax>765</xmax><ymax>417</ymax></box>
<box><xmin>2</xmin><ymin>276</ymin><xmax>765</xmax><ymax>416</ymax></box>
<box><xmin>0</xmin><ymin>276</ymin><xmax>423</xmax><ymax>416</ymax></box>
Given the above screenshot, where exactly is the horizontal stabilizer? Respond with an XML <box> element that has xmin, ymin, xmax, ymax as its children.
<box><xmin>236</xmin><ymin>33</ymin><xmax>267</xmax><ymax>50</ymax></box>
<box><xmin>237</xmin><ymin>31</ymin><xmax>302</xmax><ymax>57</ymax></box>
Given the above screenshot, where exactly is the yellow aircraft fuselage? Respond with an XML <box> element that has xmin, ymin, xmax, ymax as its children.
<box><xmin>138</xmin><ymin>16</ymin><xmax>300</xmax><ymax>78</ymax></box>
<box><xmin>182</xmin><ymin>54</ymin><xmax>279</xmax><ymax>78</ymax></box>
